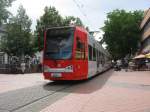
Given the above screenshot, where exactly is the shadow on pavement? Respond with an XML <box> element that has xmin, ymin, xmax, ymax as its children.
<box><xmin>0</xmin><ymin>69</ymin><xmax>113</xmax><ymax>112</ymax></box>
<box><xmin>43</xmin><ymin>69</ymin><xmax>114</xmax><ymax>94</ymax></box>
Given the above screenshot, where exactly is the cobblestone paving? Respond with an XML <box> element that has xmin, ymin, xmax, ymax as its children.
<box><xmin>41</xmin><ymin>70</ymin><xmax>150</xmax><ymax>112</ymax></box>
<box><xmin>1</xmin><ymin>70</ymin><xmax>150</xmax><ymax>112</ymax></box>
<box><xmin>0</xmin><ymin>73</ymin><xmax>48</xmax><ymax>93</ymax></box>
<box><xmin>0</xmin><ymin>82</ymin><xmax>71</xmax><ymax>112</ymax></box>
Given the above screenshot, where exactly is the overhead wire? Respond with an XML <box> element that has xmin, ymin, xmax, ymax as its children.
<box><xmin>72</xmin><ymin>0</ymin><xmax>101</xmax><ymax>38</ymax></box>
<box><xmin>72</xmin><ymin>0</ymin><xmax>93</xmax><ymax>27</ymax></box>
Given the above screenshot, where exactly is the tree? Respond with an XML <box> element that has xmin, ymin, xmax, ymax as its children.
<box><xmin>34</xmin><ymin>6</ymin><xmax>63</xmax><ymax>51</ymax></box>
<box><xmin>0</xmin><ymin>0</ymin><xmax>15</xmax><ymax>25</ymax></box>
<box><xmin>63</xmin><ymin>16</ymin><xmax>83</xmax><ymax>26</ymax></box>
<box><xmin>102</xmin><ymin>9</ymin><xmax>143</xmax><ymax>59</ymax></box>
<box><xmin>1</xmin><ymin>5</ymin><xmax>33</xmax><ymax>56</ymax></box>
<box><xmin>34</xmin><ymin>6</ymin><xmax>83</xmax><ymax>51</ymax></box>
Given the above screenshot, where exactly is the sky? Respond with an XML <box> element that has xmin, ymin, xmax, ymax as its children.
<box><xmin>8</xmin><ymin>0</ymin><xmax>150</xmax><ymax>40</ymax></box>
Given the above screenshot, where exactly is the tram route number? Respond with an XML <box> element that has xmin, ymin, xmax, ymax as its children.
<box><xmin>51</xmin><ymin>73</ymin><xmax>62</xmax><ymax>78</ymax></box>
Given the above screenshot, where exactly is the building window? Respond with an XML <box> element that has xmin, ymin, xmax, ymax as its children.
<box><xmin>142</xmin><ymin>36</ymin><xmax>150</xmax><ymax>50</ymax></box>
<box><xmin>143</xmin><ymin>20</ymin><xmax>150</xmax><ymax>33</ymax></box>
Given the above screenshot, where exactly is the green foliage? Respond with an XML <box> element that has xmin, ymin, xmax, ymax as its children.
<box><xmin>102</xmin><ymin>9</ymin><xmax>143</xmax><ymax>59</ymax></box>
<box><xmin>1</xmin><ymin>5</ymin><xmax>33</xmax><ymax>56</ymax></box>
<box><xmin>34</xmin><ymin>6</ymin><xmax>83</xmax><ymax>51</ymax></box>
<box><xmin>0</xmin><ymin>0</ymin><xmax>15</xmax><ymax>25</ymax></box>
<box><xmin>63</xmin><ymin>16</ymin><xmax>83</xmax><ymax>26</ymax></box>
<box><xmin>34</xmin><ymin>6</ymin><xmax>63</xmax><ymax>51</ymax></box>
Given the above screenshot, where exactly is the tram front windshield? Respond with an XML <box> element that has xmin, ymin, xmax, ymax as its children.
<box><xmin>45</xmin><ymin>28</ymin><xmax>74</xmax><ymax>59</ymax></box>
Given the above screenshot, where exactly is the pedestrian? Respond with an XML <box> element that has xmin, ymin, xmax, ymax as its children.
<box><xmin>124</xmin><ymin>59</ymin><xmax>128</xmax><ymax>72</ymax></box>
<box><xmin>146</xmin><ymin>59</ymin><xmax>150</xmax><ymax>70</ymax></box>
<box><xmin>148</xmin><ymin>61</ymin><xmax>150</xmax><ymax>70</ymax></box>
<box><xmin>21</xmin><ymin>61</ymin><xmax>26</xmax><ymax>74</ymax></box>
<box><xmin>117</xmin><ymin>60</ymin><xmax>121</xmax><ymax>70</ymax></box>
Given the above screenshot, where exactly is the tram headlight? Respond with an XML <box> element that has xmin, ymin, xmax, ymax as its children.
<box><xmin>44</xmin><ymin>65</ymin><xmax>50</xmax><ymax>72</ymax></box>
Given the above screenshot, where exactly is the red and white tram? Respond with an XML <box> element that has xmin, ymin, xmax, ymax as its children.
<box><xmin>43</xmin><ymin>26</ymin><xmax>111</xmax><ymax>80</ymax></box>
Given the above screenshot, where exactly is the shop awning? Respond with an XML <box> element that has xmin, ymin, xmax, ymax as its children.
<box><xmin>133</xmin><ymin>54</ymin><xmax>146</xmax><ymax>59</ymax></box>
<box><xmin>145</xmin><ymin>53</ymin><xmax>150</xmax><ymax>58</ymax></box>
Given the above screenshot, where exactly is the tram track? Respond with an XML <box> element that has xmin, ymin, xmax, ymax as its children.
<box><xmin>0</xmin><ymin>70</ymin><xmax>112</xmax><ymax>112</ymax></box>
<box><xmin>11</xmin><ymin>85</ymin><xmax>72</xmax><ymax>112</ymax></box>
<box><xmin>0</xmin><ymin>81</ymin><xmax>75</xmax><ymax>112</ymax></box>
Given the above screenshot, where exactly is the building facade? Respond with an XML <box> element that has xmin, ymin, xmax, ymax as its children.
<box><xmin>140</xmin><ymin>8</ymin><xmax>150</xmax><ymax>54</ymax></box>
<box><xmin>0</xmin><ymin>25</ymin><xmax>8</xmax><ymax>65</ymax></box>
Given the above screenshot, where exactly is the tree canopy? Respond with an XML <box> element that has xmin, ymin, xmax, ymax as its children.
<box><xmin>0</xmin><ymin>0</ymin><xmax>15</xmax><ymax>25</ymax></box>
<box><xmin>34</xmin><ymin>6</ymin><xmax>83</xmax><ymax>51</ymax></box>
<box><xmin>1</xmin><ymin>5</ymin><xmax>33</xmax><ymax>56</ymax></box>
<box><xmin>102</xmin><ymin>9</ymin><xmax>143</xmax><ymax>59</ymax></box>
<box><xmin>63</xmin><ymin>16</ymin><xmax>83</xmax><ymax>26</ymax></box>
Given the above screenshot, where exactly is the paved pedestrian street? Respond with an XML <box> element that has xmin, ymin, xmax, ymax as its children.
<box><xmin>0</xmin><ymin>73</ymin><xmax>49</xmax><ymax>93</ymax></box>
<box><xmin>0</xmin><ymin>70</ymin><xmax>150</xmax><ymax>112</ymax></box>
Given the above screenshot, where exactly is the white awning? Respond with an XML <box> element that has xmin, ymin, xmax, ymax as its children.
<box><xmin>133</xmin><ymin>54</ymin><xmax>145</xmax><ymax>59</ymax></box>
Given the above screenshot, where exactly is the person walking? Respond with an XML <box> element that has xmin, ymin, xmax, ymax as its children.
<box><xmin>21</xmin><ymin>61</ymin><xmax>26</xmax><ymax>74</ymax></box>
<box><xmin>124</xmin><ymin>59</ymin><xmax>128</xmax><ymax>72</ymax></box>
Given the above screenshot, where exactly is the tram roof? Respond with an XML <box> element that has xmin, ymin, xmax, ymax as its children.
<box><xmin>46</xmin><ymin>26</ymin><xmax>87</xmax><ymax>32</ymax></box>
<box><xmin>46</xmin><ymin>26</ymin><xmax>74</xmax><ymax>30</ymax></box>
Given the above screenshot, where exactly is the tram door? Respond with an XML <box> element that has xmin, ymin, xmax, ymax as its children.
<box><xmin>74</xmin><ymin>30</ymin><xmax>88</xmax><ymax>78</ymax></box>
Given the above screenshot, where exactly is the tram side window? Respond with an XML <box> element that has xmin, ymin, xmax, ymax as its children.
<box><xmin>97</xmin><ymin>50</ymin><xmax>99</xmax><ymax>59</ymax></box>
<box><xmin>88</xmin><ymin>45</ymin><xmax>92</xmax><ymax>61</ymax></box>
<box><xmin>97</xmin><ymin>50</ymin><xmax>99</xmax><ymax>61</ymax></box>
<box><xmin>102</xmin><ymin>54</ymin><xmax>105</xmax><ymax>65</ymax></box>
<box><xmin>99</xmin><ymin>51</ymin><xmax>101</xmax><ymax>61</ymax></box>
<box><xmin>100</xmin><ymin>53</ymin><xmax>103</xmax><ymax>64</ymax></box>
<box><xmin>93</xmin><ymin>47</ymin><xmax>96</xmax><ymax>61</ymax></box>
<box><xmin>99</xmin><ymin>52</ymin><xmax>101</xmax><ymax>61</ymax></box>
<box><xmin>97</xmin><ymin>50</ymin><xmax>100</xmax><ymax>61</ymax></box>
<box><xmin>76</xmin><ymin>37</ymin><xmax>85</xmax><ymax>59</ymax></box>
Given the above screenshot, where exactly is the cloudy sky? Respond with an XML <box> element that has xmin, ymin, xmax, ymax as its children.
<box><xmin>9</xmin><ymin>0</ymin><xmax>150</xmax><ymax>32</ymax></box>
